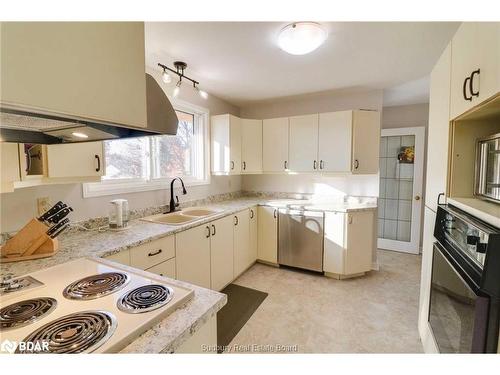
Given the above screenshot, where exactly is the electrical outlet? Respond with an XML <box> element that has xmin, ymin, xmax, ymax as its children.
<box><xmin>37</xmin><ymin>197</ymin><xmax>51</xmax><ymax>216</ymax></box>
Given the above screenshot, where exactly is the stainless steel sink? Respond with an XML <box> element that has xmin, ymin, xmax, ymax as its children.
<box><xmin>141</xmin><ymin>207</ymin><xmax>221</xmax><ymax>226</ymax></box>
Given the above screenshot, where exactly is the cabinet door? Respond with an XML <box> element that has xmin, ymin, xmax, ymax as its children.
<box><xmin>241</xmin><ymin>119</ymin><xmax>262</xmax><ymax>173</ymax></box>
<box><xmin>233</xmin><ymin>209</ymin><xmax>250</xmax><ymax>278</ymax></box>
<box><xmin>288</xmin><ymin>114</ymin><xmax>319</xmax><ymax>172</ymax></box>
<box><xmin>1</xmin><ymin>22</ymin><xmax>147</xmax><ymax>128</ymax></box>
<box><xmin>323</xmin><ymin>212</ymin><xmax>346</xmax><ymax>274</ymax></box>
<box><xmin>426</xmin><ymin>43</ymin><xmax>452</xmax><ymax>211</ymax></box>
<box><xmin>257</xmin><ymin>206</ymin><xmax>278</xmax><ymax>264</ymax></box>
<box><xmin>130</xmin><ymin>235</ymin><xmax>175</xmax><ymax>270</ymax></box>
<box><xmin>262</xmin><ymin>117</ymin><xmax>289</xmax><ymax>172</ymax></box>
<box><xmin>210</xmin><ymin>215</ymin><xmax>234</xmax><ymax>291</ymax></box>
<box><xmin>229</xmin><ymin>115</ymin><xmax>242</xmax><ymax>174</ymax></box>
<box><xmin>344</xmin><ymin>211</ymin><xmax>374</xmax><ymax>274</ymax></box>
<box><xmin>0</xmin><ymin>142</ymin><xmax>20</xmax><ymax>193</ymax></box>
<box><xmin>47</xmin><ymin>142</ymin><xmax>104</xmax><ymax>178</ymax></box>
<box><xmin>146</xmin><ymin>258</ymin><xmax>176</xmax><ymax>279</ymax></box>
<box><xmin>176</xmin><ymin>225</ymin><xmax>211</xmax><ymax>289</ymax></box>
<box><xmin>318</xmin><ymin>111</ymin><xmax>352</xmax><ymax>172</ymax></box>
<box><xmin>351</xmin><ymin>110</ymin><xmax>380</xmax><ymax>174</ymax></box>
<box><xmin>450</xmin><ymin>22</ymin><xmax>499</xmax><ymax>119</ymax></box>
<box><xmin>104</xmin><ymin>249</ymin><xmax>130</xmax><ymax>266</ymax></box>
<box><xmin>249</xmin><ymin>207</ymin><xmax>258</xmax><ymax>266</ymax></box>
<box><xmin>211</xmin><ymin>114</ymin><xmax>241</xmax><ymax>174</ymax></box>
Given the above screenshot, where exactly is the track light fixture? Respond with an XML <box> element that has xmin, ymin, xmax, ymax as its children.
<box><xmin>158</xmin><ymin>61</ymin><xmax>208</xmax><ymax>100</ymax></box>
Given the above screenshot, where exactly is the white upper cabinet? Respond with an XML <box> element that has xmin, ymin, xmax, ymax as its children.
<box><xmin>450</xmin><ymin>22</ymin><xmax>499</xmax><ymax>119</ymax></box>
<box><xmin>318</xmin><ymin>111</ymin><xmax>353</xmax><ymax>172</ymax></box>
<box><xmin>0</xmin><ymin>22</ymin><xmax>147</xmax><ymax>129</ymax></box>
<box><xmin>351</xmin><ymin>110</ymin><xmax>380</xmax><ymax>174</ymax></box>
<box><xmin>426</xmin><ymin>43</ymin><xmax>452</xmax><ymax>211</ymax></box>
<box><xmin>0</xmin><ymin>142</ymin><xmax>21</xmax><ymax>193</ymax></box>
<box><xmin>47</xmin><ymin>142</ymin><xmax>104</xmax><ymax>178</ymax></box>
<box><xmin>288</xmin><ymin>114</ymin><xmax>319</xmax><ymax>172</ymax></box>
<box><xmin>211</xmin><ymin>114</ymin><xmax>241</xmax><ymax>175</ymax></box>
<box><xmin>241</xmin><ymin>119</ymin><xmax>263</xmax><ymax>174</ymax></box>
<box><xmin>262</xmin><ymin>117</ymin><xmax>289</xmax><ymax>173</ymax></box>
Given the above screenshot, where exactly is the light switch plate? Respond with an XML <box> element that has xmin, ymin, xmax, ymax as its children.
<box><xmin>37</xmin><ymin>197</ymin><xmax>51</xmax><ymax>216</ymax></box>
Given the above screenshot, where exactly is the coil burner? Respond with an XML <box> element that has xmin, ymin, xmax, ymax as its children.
<box><xmin>0</xmin><ymin>297</ymin><xmax>57</xmax><ymax>331</ymax></box>
<box><xmin>63</xmin><ymin>272</ymin><xmax>129</xmax><ymax>300</ymax></box>
<box><xmin>16</xmin><ymin>310</ymin><xmax>117</xmax><ymax>354</ymax></box>
<box><xmin>117</xmin><ymin>284</ymin><xmax>173</xmax><ymax>313</ymax></box>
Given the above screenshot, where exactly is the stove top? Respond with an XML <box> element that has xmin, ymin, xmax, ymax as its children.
<box><xmin>1</xmin><ymin>297</ymin><xmax>57</xmax><ymax>331</ymax></box>
<box><xmin>17</xmin><ymin>310</ymin><xmax>117</xmax><ymax>354</ymax></box>
<box><xmin>63</xmin><ymin>272</ymin><xmax>129</xmax><ymax>300</ymax></box>
<box><xmin>117</xmin><ymin>284</ymin><xmax>174</xmax><ymax>313</ymax></box>
<box><xmin>0</xmin><ymin>258</ymin><xmax>194</xmax><ymax>353</ymax></box>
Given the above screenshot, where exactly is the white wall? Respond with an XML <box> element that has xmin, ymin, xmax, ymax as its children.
<box><xmin>0</xmin><ymin>68</ymin><xmax>241</xmax><ymax>233</ymax></box>
<box><xmin>240</xmin><ymin>88</ymin><xmax>384</xmax><ymax>198</ymax></box>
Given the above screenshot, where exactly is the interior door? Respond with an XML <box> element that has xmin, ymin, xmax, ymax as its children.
<box><xmin>288</xmin><ymin>114</ymin><xmax>319</xmax><ymax>172</ymax></box>
<box><xmin>378</xmin><ymin>127</ymin><xmax>425</xmax><ymax>254</ymax></box>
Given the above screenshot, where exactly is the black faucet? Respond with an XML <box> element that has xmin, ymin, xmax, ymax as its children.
<box><xmin>167</xmin><ymin>177</ymin><xmax>187</xmax><ymax>213</ymax></box>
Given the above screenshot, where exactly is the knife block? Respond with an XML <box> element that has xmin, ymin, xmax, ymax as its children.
<box><xmin>0</xmin><ymin>218</ymin><xmax>59</xmax><ymax>262</ymax></box>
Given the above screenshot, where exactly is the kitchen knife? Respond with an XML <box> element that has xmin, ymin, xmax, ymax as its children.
<box><xmin>38</xmin><ymin>201</ymin><xmax>65</xmax><ymax>222</ymax></box>
<box><xmin>46</xmin><ymin>218</ymin><xmax>70</xmax><ymax>237</ymax></box>
<box><xmin>49</xmin><ymin>223</ymin><xmax>70</xmax><ymax>238</ymax></box>
<box><xmin>46</xmin><ymin>207</ymin><xmax>73</xmax><ymax>224</ymax></box>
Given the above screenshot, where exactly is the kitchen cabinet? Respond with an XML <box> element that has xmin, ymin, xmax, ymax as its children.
<box><xmin>211</xmin><ymin>114</ymin><xmax>241</xmax><ymax>175</ymax></box>
<box><xmin>129</xmin><ymin>235</ymin><xmax>175</xmax><ymax>270</ymax></box>
<box><xmin>249</xmin><ymin>207</ymin><xmax>258</xmax><ymax>268</ymax></box>
<box><xmin>47</xmin><ymin>142</ymin><xmax>104</xmax><ymax>178</ymax></box>
<box><xmin>104</xmin><ymin>249</ymin><xmax>130</xmax><ymax>266</ymax></box>
<box><xmin>0</xmin><ymin>142</ymin><xmax>21</xmax><ymax>193</ymax></box>
<box><xmin>146</xmin><ymin>258</ymin><xmax>176</xmax><ymax>279</ymax></box>
<box><xmin>323</xmin><ymin>210</ymin><xmax>374</xmax><ymax>278</ymax></box>
<box><xmin>288</xmin><ymin>114</ymin><xmax>319</xmax><ymax>172</ymax></box>
<box><xmin>257</xmin><ymin>206</ymin><xmax>278</xmax><ymax>264</ymax></box>
<box><xmin>210</xmin><ymin>215</ymin><xmax>234</xmax><ymax>291</ymax></box>
<box><xmin>262</xmin><ymin>117</ymin><xmax>289</xmax><ymax>173</ymax></box>
<box><xmin>450</xmin><ymin>22</ymin><xmax>499</xmax><ymax>119</ymax></box>
<box><xmin>241</xmin><ymin>119</ymin><xmax>263</xmax><ymax>173</ymax></box>
<box><xmin>233</xmin><ymin>209</ymin><xmax>252</xmax><ymax>278</ymax></box>
<box><xmin>175</xmin><ymin>316</ymin><xmax>217</xmax><ymax>353</ymax></box>
<box><xmin>351</xmin><ymin>110</ymin><xmax>381</xmax><ymax>174</ymax></box>
<box><xmin>318</xmin><ymin>111</ymin><xmax>353</xmax><ymax>172</ymax></box>
<box><xmin>426</xmin><ymin>43</ymin><xmax>452</xmax><ymax>211</ymax></box>
<box><xmin>176</xmin><ymin>224</ymin><xmax>212</xmax><ymax>289</ymax></box>
<box><xmin>0</xmin><ymin>22</ymin><xmax>147</xmax><ymax>129</ymax></box>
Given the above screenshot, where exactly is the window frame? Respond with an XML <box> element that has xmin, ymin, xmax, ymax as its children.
<box><xmin>83</xmin><ymin>98</ymin><xmax>210</xmax><ymax>198</ymax></box>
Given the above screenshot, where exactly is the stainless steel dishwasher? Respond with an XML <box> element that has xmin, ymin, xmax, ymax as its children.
<box><xmin>278</xmin><ymin>208</ymin><xmax>324</xmax><ymax>272</ymax></box>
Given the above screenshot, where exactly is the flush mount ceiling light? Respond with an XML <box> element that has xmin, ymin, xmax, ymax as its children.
<box><xmin>278</xmin><ymin>22</ymin><xmax>327</xmax><ymax>55</ymax></box>
<box><xmin>158</xmin><ymin>61</ymin><xmax>208</xmax><ymax>100</ymax></box>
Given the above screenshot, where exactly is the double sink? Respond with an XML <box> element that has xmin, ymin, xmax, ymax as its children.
<box><xmin>141</xmin><ymin>208</ymin><xmax>221</xmax><ymax>226</ymax></box>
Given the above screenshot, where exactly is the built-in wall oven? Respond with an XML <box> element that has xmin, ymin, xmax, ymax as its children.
<box><xmin>475</xmin><ymin>133</ymin><xmax>500</xmax><ymax>203</ymax></box>
<box><xmin>429</xmin><ymin>203</ymin><xmax>500</xmax><ymax>353</ymax></box>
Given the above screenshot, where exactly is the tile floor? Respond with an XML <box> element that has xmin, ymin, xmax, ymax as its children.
<box><xmin>229</xmin><ymin>249</ymin><xmax>423</xmax><ymax>353</ymax></box>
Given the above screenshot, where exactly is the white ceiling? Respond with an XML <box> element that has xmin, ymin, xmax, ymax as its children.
<box><xmin>145</xmin><ymin>22</ymin><xmax>459</xmax><ymax>107</ymax></box>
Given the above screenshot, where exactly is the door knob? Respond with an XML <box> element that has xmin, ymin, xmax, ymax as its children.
<box><xmin>415</xmin><ymin>195</ymin><xmax>421</xmax><ymax>201</ymax></box>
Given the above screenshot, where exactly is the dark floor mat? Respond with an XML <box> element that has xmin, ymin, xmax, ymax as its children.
<box><xmin>217</xmin><ymin>283</ymin><xmax>268</xmax><ymax>352</ymax></box>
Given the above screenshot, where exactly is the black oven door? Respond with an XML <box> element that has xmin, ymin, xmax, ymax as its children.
<box><xmin>429</xmin><ymin>242</ymin><xmax>489</xmax><ymax>353</ymax></box>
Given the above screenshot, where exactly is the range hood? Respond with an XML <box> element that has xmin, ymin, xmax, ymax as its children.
<box><xmin>0</xmin><ymin>74</ymin><xmax>178</xmax><ymax>144</ymax></box>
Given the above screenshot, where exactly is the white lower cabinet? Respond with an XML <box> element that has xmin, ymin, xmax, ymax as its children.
<box><xmin>174</xmin><ymin>316</ymin><xmax>217</xmax><ymax>353</ymax></box>
<box><xmin>257</xmin><ymin>206</ymin><xmax>278</xmax><ymax>264</ymax></box>
<box><xmin>323</xmin><ymin>210</ymin><xmax>374</xmax><ymax>278</ymax></box>
<box><xmin>146</xmin><ymin>258</ymin><xmax>176</xmax><ymax>279</ymax></box>
<box><xmin>176</xmin><ymin>224</ymin><xmax>212</xmax><ymax>289</ymax></box>
<box><xmin>249</xmin><ymin>207</ymin><xmax>258</xmax><ymax>268</ymax></box>
<box><xmin>104</xmin><ymin>249</ymin><xmax>130</xmax><ymax>266</ymax></box>
<box><xmin>210</xmin><ymin>216</ymin><xmax>234</xmax><ymax>291</ymax></box>
<box><xmin>129</xmin><ymin>235</ymin><xmax>175</xmax><ymax>270</ymax></box>
<box><xmin>233</xmin><ymin>209</ymin><xmax>251</xmax><ymax>278</ymax></box>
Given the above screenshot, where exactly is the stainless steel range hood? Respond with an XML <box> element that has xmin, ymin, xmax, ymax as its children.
<box><xmin>0</xmin><ymin>73</ymin><xmax>178</xmax><ymax>144</ymax></box>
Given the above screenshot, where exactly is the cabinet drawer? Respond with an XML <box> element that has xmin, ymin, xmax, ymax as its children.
<box><xmin>104</xmin><ymin>249</ymin><xmax>130</xmax><ymax>266</ymax></box>
<box><xmin>130</xmin><ymin>235</ymin><xmax>175</xmax><ymax>270</ymax></box>
<box><xmin>146</xmin><ymin>258</ymin><xmax>176</xmax><ymax>279</ymax></box>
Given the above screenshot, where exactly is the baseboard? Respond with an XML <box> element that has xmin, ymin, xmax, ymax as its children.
<box><xmin>371</xmin><ymin>261</ymin><xmax>380</xmax><ymax>271</ymax></box>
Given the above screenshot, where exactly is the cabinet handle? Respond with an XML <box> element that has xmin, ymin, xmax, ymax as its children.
<box><xmin>95</xmin><ymin>154</ymin><xmax>101</xmax><ymax>172</ymax></box>
<box><xmin>463</xmin><ymin>76</ymin><xmax>472</xmax><ymax>101</ymax></box>
<box><xmin>206</xmin><ymin>226</ymin><xmax>211</xmax><ymax>238</ymax></box>
<box><xmin>348</xmin><ymin>216</ymin><xmax>353</xmax><ymax>224</ymax></box>
<box><xmin>230</xmin><ymin>161</ymin><xmax>235</xmax><ymax>170</ymax></box>
<box><xmin>320</xmin><ymin>160</ymin><xmax>324</xmax><ymax>170</ymax></box>
<box><xmin>313</xmin><ymin>160</ymin><xmax>317</xmax><ymax>170</ymax></box>
<box><xmin>148</xmin><ymin>249</ymin><xmax>162</xmax><ymax>257</ymax></box>
<box><xmin>273</xmin><ymin>209</ymin><xmax>277</xmax><ymax>219</ymax></box>
<box><xmin>243</xmin><ymin>161</ymin><xmax>246</xmax><ymax>170</ymax></box>
<box><xmin>354</xmin><ymin>159</ymin><xmax>359</xmax><ymax>169</ymax></box>
<box><xmin>250</xmin><ymin>209</ymin><xmax>254</xmax><ymax>219</ymax></box>
<box><xmin>211</xmin><ymin>224</ymin><xmax>216</xmax><ymax>236</ymax></box>
<box><xmin>234</xmin><ymin>216</ymin><xmax>239</xmax><ymax>226</ymax></box>
<box><xmin>470</xmin><ymin>69</ymin><xmax>480</xmax><ymax>98</ymax></box>
<box><xmin>284</xmin><ymin>160</ymin><xmax>288</xmax><ymax>170</ymax></box>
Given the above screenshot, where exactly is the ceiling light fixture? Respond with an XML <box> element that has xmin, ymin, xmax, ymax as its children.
<box><xmin>278</xmin><ymin>22</ymin><xmax>327</xmax><ymax>55</ymax></box>
<box><xmin>158</xmin><ymin>61</ymin><xmax>208</xmax><ymax>100</ymax></box>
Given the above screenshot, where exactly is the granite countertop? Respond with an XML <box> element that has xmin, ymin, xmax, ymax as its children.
<box><xmin>0</xmin><ymin>196</ymin><xmax>376</xmax><ymax>353</ymax></box>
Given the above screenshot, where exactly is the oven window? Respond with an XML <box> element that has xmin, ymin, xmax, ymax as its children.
<box><xmin>429</xmin><ymin>245</ymin><xmax>477</xmax><ymax>353</ymax></box>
